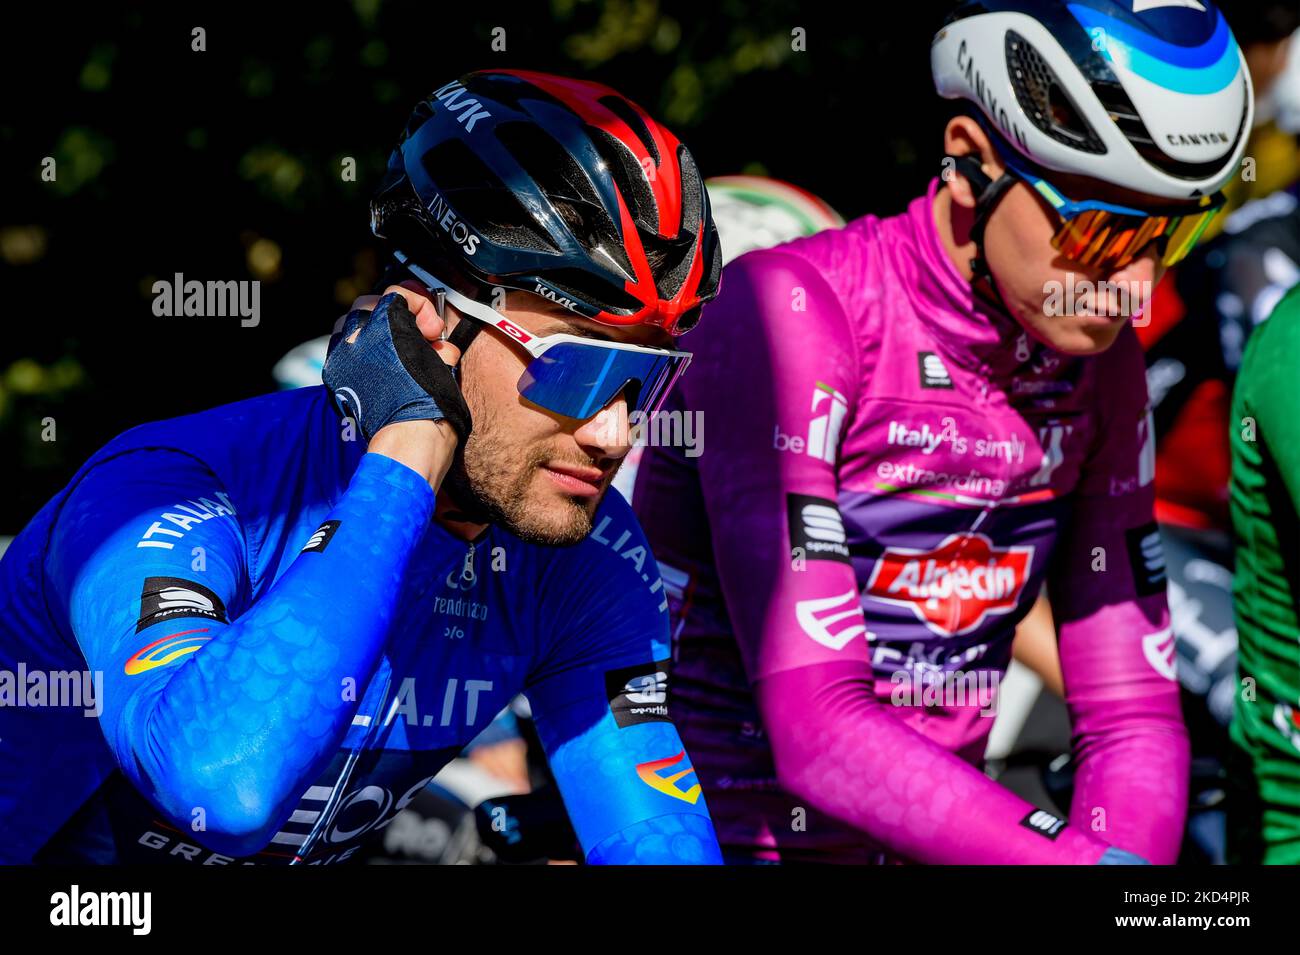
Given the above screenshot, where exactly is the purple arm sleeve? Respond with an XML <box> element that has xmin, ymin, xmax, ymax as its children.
<box><xmin>1048</xmin><ymin>329</ymin><xmax>1189</xmax><ymax>865</ymax></box>
<box><xmin>756</xmin><ymin>663</ymin><xmax>1110</xmax><ymax>864</ymax></box>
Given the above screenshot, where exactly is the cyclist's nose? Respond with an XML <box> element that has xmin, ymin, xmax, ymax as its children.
<box><xmin>1110</xmin><ymin>251</ymin><xmax>1158</xmax><ymax>284</ymax></box>
<box><xmin>1106</xmin><ymin>250</ymin><xmax>1162</xmax><ymax>301</ymax></box>
<box><xmin>574</xmin><ymin>393</ymin><xmax>633</xmax><ymax>461</ymax></box>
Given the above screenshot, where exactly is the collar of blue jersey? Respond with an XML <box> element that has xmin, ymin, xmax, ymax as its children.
<box><xmin>392</xmin><ymin>250</ymin><xmax>692</xmax><ymax>421</ymax></box>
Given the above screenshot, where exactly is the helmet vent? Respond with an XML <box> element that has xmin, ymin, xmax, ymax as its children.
<box><xmin>588</xmin><ymin>125</ymin><xmax>659</xmax><ymax>234</ymax></box>
<box><xmin>1006</xmin><ymin>31</ymin><xmax>1107</xmax><ymax>155</ymax></box>
<box><xmin>421</xmin><ymin>138</ymin><xmax>498</xmax><ymax>193</ymax></box>
<box><xmin>495</xmin><ymin>122</ymin><xmax>628</xmax><ymax>265</ymax></box>
<box><xmin>597</xmin><ymin>95</ymin><xmax>661</xmax><ymax>166</ymax></box>
<box><xmin>496</xmin><ymin>123</ymin><xmax>604</xmax><ymax>210</ymax></box>
<box><xmin>422</xmin><ymin>139</ymin><xmax>558</xmax><ymax>254</ymax></box>
<box><xmin>676</xmin><ymin>145</ymin><xmax>703</xmax><ymax>238</ymax></box>
<box><xmin>1093</xmin><ymin>80</ymin><xmax>1249</xmax><ymax>183</ymax></box>
<box><xmin>642</xmin><ymin>145</ymin><xmax>706</xmax><ymax>301</ymax></box>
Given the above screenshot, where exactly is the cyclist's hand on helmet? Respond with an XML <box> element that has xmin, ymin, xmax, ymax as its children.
<box><xmin>331</xmin><ymin>281</ymin><xmax>450</xmax><ymax>351</ymax></box>
<box><xmin>323</xmin><ymin>286</ymin><xmax>470</xmax><ymax>487</ymax></box>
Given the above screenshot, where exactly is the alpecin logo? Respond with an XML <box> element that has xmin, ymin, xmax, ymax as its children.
<box><xmin>865</xmin><ymin>533</ymin><xmax>1034</xmax><ymax>637</ymax></box>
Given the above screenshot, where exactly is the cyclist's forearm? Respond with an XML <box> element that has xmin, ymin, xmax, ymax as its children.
<box><xmin>1069</xmin><ymin>689</ymin><xmax>1189</xmax><ymax>864</ymax></box>
<box><xmin>368</xmin><ymin>419</ymin><xmax>458</xmax><ymax>491</ymax></box>
<box><xmin>757</xmin><ymin>661</ymin><xmax>1112</xmax><ymax>865</ymax></box>
<box><xmin>121</xmin><ymin>452</ymin><xmax>434</xmax><ymax>855</ymax></box>
<box><xmin>1052</xmin><ymin>543</ymin><xmax>1188</xmax><ymax>865</ymax></box>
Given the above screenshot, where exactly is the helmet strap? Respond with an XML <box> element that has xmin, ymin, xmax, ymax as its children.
<box><xmin>947</xmin><ymin>154</ymin><xmax>1018</xmax><ymax>314</ymax></box>
<box><xmin>444</xmin><ymin>307</ymin><xmax>484</xmax><ymax>356</ymax></box>
<box><xmin>388</xmin><ymin>250</ymin><xmax>488</xmax><ymax>367</ymax></box>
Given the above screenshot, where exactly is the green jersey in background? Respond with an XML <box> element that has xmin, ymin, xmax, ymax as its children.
<box><xmin>1230</xmin><ymin>282</ymin><xmax>1300</xmax><ymax>864</ymax></box>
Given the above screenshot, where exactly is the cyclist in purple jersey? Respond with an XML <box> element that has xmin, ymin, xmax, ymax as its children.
<box><xmin>634</xmin><ymin>0</ymin><xmax>1254</xmax><ymax>864</ymax></box>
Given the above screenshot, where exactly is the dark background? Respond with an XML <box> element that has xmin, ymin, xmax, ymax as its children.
<box><xmin>3</xmin><ymin>0</ymin><xmax>961</xmax><ymax>531</ymax></box>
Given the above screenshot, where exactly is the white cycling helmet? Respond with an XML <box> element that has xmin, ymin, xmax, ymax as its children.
<box><xmin>932</xmin><ymin>0</ymin><xmax>1254</xmax><ymax>200</ymax></box>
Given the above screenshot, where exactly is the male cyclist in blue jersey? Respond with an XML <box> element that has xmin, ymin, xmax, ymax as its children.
<box><xmin>0</xmin><ymin>70</ymin><xmax>724</xmax><ymax>865</ymax></box>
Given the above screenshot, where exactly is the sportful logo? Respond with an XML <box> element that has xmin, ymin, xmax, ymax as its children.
<box><xmin>135</xmin><ymin>577</ymin><xmax>228</xmax><ymax>633</ymax></box>
<box><xmin>865</xmin><ymin>534</ymin><xmax>1034</xmax><ymax>637</ymax></box>
<box><xmin>635</xmin><ymin>750</ymin><xmax>701</xmax><ymax>804</ymax></box>
<box><xmin>158</xmin><ymin>588</ymin><xmax>214</xmax><ymax>613</ymax></box>
<box><xmin>1126</xmin><ymin>522</ymin><xmax>1167</xmax><ymax>596</ymax></box>
<box><xmin>1020</xmin><ymin>809</ymin><xmax>1067</xmax><ymax>840</ymax></box>
<box><xmin>1142</xmin><ymin>627</ymin><xmax>1178</xmax><ymax>680</ymax></box>
<box><xmin>127</xmin><ymin>574</ymin><xmax>224</xmax><ymax>673</ymax></box>
<box><xmin>787</xmin><ymin>493</ymin><xmax>851</xmax><ymax>564</ymax></box>
<box><xmin>808</xmin><ymin>381</ymin><xmax>848</xmax><ymax>464</ymax></box>
<box><xmin>605</xmin><ymin>660</ymin><xmax>672</xmax><ymax>728</ymax></box>
<box><xmin>918</xmin><ymin>351</ymin><xmax>953</xmax><ymax>389</ymax></box>
<box><xmin>625</xmin><ymin>672</ymin><xmax>667</xmax><ymax>705</ymax></box>
<box><xmin>795</xmin><ymin>589</ymin><xmax>869</xmax><ymax>650</ymax></box>
<box><xmin>301</xmin><ymin>520</ymin><xmax>340</xmax><ymax>554</ymax></box>
<box><xmin>799</xmin><ymin>502</ymin><xmax>847</xmax><ymax>550</ymax></box>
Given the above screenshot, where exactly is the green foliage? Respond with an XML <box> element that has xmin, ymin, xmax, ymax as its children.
<box><xmin>1</xmin><ymin>0</ymin><xmax>952</xmax><ymax>529</ymax></box>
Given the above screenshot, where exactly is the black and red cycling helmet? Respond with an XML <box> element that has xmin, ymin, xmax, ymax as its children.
<box><xmin>371</xmin><ymin>69</ymin><xmax>722</xmax><ymax>336</ymax></box>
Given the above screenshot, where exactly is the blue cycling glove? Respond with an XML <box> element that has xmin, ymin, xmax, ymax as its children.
<box><xmin>1097</xmin><ymin>846</ymin><xmax>1152</xmax><ymax>865</ymax></box>
<box><xmin>322</xmin><ymin>292</ymin><xmax>471</xmax><ymax>442</ymax></box>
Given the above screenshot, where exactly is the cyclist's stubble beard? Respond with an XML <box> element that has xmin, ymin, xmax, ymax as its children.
<box><xmin>443</xmin><ymin>350</ymin><xmax>610</xmax><ymax>547</ymax></box>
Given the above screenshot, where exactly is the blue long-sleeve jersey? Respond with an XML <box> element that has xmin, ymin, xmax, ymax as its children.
<box><xmin>0</xmin><ymin>386</ymin><xmax>719</xmax><ymax>865</ymax></box>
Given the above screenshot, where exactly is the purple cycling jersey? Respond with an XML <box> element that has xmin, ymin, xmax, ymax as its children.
<box><xmin>633</xmin><ymin>179</ymin><xmax>1189</xmax><ymax>864</ymax></box>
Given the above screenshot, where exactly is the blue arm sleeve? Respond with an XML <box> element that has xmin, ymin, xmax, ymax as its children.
<box><xmin>524</xmin><ymin>499</ymin><xmax>722</xmax><ymax>865</ymax></box>
<box><xmin>45</xmin><ymin>448</ymin><xmax>434</xmax><ymax>857</ymax></box>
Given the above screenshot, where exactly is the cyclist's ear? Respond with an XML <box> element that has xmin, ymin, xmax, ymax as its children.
<box><xmin>943</xmin><ymin>115</ymin><xmax>996</xmax><ymax>209</ymax></box>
